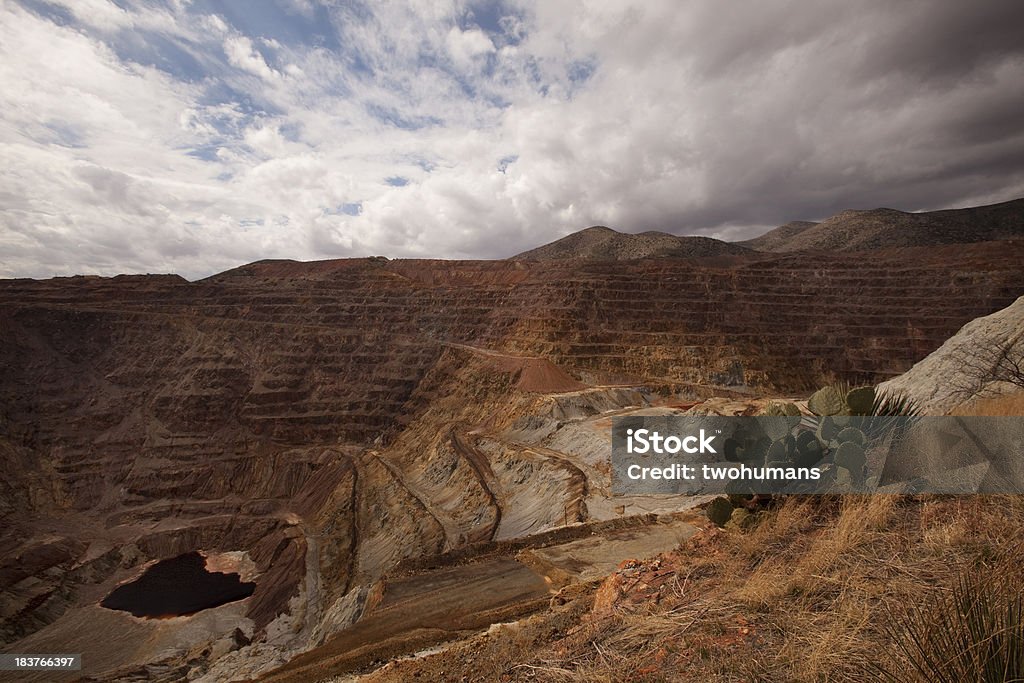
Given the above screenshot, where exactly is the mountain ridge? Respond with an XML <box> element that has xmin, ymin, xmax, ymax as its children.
<box><xmin>740</xmin><ymin>196</ymin><xmax>1024</xmax><ymax>253</ymax></box>
<box><xmin>509</xmin><ymin>196</ymin><xmax>1024</xmax><ymax>263</ymax></box>
<box><xmin>512</xmin><ymin>226</ymin><xmax>750</xmax><ymax>261</ymax></box>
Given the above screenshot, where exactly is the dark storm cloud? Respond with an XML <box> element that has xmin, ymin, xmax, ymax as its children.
<box><xmin>575</xmin><ymin>0</ymin><xmax>1024</xmax><ymax>238</ymax></box>
<box><xmin>852</xmin><ymin>1</ymin><xmax>1024</xmax><ymax>84</ymax></box>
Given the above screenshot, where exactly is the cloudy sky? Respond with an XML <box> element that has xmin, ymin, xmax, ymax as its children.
<box><xmin>2</xmin><ymin>0</ymin><xmax>1024</xmax><ymax>278</ymax></box>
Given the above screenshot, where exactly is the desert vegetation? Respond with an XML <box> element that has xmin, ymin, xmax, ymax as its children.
<box><xmin>950</xmin><ymin>341</ymin><xmax>1024</xmax><ymax>404</ymax></box>
<box><xmin>360</xmin><ymin>494</ymin><xmax>1024</xmax><ymax>682</ymax></box>
<box><xmin>954</xmin><ymin>391</ymin><xmax>1024</xmax><ymax>416</ymax></box>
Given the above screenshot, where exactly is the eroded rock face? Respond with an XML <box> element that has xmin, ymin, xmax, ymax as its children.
<box><xmin>0</xmin><ymin>244</ymin><xmax>1022</xmax><ymax>678</ymax></box>
<box><xmin>879</xmin><ymin>295</ymin><xmax>1024</xmax><ymax>414</ymax></box>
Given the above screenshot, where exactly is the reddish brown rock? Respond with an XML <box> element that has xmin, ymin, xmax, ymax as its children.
<box><xmin>0</xmin><ymin>238</ymin><xmax>1022</xmax><ymax>678</ymax></box>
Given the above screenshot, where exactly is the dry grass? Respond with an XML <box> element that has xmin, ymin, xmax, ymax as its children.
<box><xmin>536</xmin><ymin>495</ymin><xmax>1021</xmax><ymax>682</ymax></box>
<box><xmin>362</xmin><ymin>495</ymin><xmax>1024</xmax><ymax>682</ymax></box>
<box><xmin>951</xmin><ymin>391</ymin><xmax>1024</xmax><ymax>415</ymax></box>
<box><xmin>868</xmin><ymin>541</ymin><xmax>1024</xmax><ymax>682</ymax></box>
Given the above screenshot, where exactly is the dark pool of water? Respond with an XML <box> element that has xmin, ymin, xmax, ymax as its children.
<box><xmin>100</xmin><ymin>551</ymin><xmax>256</xmax><ymax>618</ymax></box>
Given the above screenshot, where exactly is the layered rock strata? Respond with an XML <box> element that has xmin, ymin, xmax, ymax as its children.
<box><xmin>0</xmin><ymin>240</ymin><xmax>1022</xmax><ymax>678</ymax></box>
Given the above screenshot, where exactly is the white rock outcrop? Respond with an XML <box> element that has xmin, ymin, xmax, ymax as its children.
<box><xmin>879</xmin><ymin>296</ymin><xmax>1024</xmax><ymax>414</ymax></box>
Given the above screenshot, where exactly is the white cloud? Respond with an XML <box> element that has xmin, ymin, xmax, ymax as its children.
<box><xmin>47</xmin><ymin>0</ymin><xmax>134</xmax><ymax>32</ymax></box>
<box><xmin>201</xmin><ymin>14</ymin><xmax>228</xmax><ymax>35</ymax></box>
<box><xmin>445</xmin><ymin>26</ymin><xmax>495</xmax><ymax>69</ymax></box>
<box><xmin>224</xmin><ymin>36</ymin><xmax>278</xmax><ymax>81</ymax></box>
<box><xmin>1</xmin><ymin>0</ymin><xmax>1023</xmax><ymax>279</ymax></box>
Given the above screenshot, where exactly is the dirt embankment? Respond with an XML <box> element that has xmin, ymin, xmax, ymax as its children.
<box><xmin>254</xmin><ymin>513</ymin><xmax>700</xmax><ymax>683</ymax></box>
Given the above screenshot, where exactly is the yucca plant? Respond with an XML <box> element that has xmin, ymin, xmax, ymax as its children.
<box><xmin>871</xmin><ymin>572</ymin><xmax>1024</xmax><ymax>682</ymax></box>
<box><xmin>870</xmin><ymin>389</ymin><xmax>921</xmax><ymax>418</ymax></box>
<box><xmin>804</xmin><ymin>382</ymin><xmax>921</xmax><ymax>446</ymax></box>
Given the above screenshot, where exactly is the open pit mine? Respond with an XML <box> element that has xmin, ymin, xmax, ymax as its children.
<box><xmin>2</xmin><ymin>200</ymin><xmax>1024</xmax><ymax>681</ymax></box>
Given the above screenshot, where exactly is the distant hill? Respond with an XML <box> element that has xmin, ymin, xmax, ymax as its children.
<box><xmin>516</xmin><ymin>197</ymin><xmax>1024</xmax><ymax>261</ymax></box>
<box><xmin>742</xmin><ymin>197</ymin><xmax>1024</xmax><ymax>252</ymax></box>
<box><xmin>737</xmin><ymin>221</ymin><xmax>817</xmax><ymax>251</ymax></box>
<box><xmin>513</xmin><ymin>226</ymin><xmax>750</xmax><ymax>261</ymax></box>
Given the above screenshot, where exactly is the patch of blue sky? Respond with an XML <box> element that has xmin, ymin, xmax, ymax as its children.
<box><xmin>277</xmin><ymin>121</ymin><xmax>303</xmax><ymax>143</ymax></box>
<box><xmin>42</xmin><ymin>121</ymin><xmax>87</xmax><ymax>148</ymax></box>
<box><xmin>17</xmin><ymin>0</ymin><xmax>76</xmax><ymax>28</ymax></box>
<box><xmin>21</xmin><ymin>1</ymin><xmax>209</xmax><ymax>89</ymax></box>
<box><xmin>462</xmin><ymin>0</ymin><xmax>526</xmax><ymax>47</ymax></box>
<box><xmin>477</xmin><ymin>51</ymin><xmax>501</xmax><ymax>81</ymax></box>
<box><xmin>437</xmin><ymin>57</ymin><xmax>507</xmax><ymax>107</ymax></box>
<box><xmin>185</xmin><ymin>0</ymin><xmax>343</xmax><ymax>53</ymax></box>
<box><xmin>413</xmin><ymin>158</ymin><xmax>436</xmax><ymax>173</ymax></box>
<box><xmin>519</xmin><ymin>56</ymin><xmax>545</xmax><ymax>90</ymax></box>
<box><xmin>563</xmin><ymin>57</ymin><xmax>598</xmax><ymax>98</ymax></box>
<box><xmin>451</xmin><ymin>74</ymin><xmax>480</xmax><ymax>101</ymax></box>
<box><xmin>486</xmin><ymin>91</ymin><xmax>513</xmax><ymax>109</ymax></box>
<box><xmin>342</xmin><ymin>49</ymin><xmax>374</xmax><ymax>81</ymax></box>
<box><xmin>111</xmin><ymin>29</ymin><xmax>211</xmax><ymax>83</ymax></box>
<box><xmin>323</xmin><ymin>2</ymin><xmax>382</xmax><ymax>80</ymax></box>
<box><xmin>198</xmin><ymin>82</ymin><xmax>281</xmax><ymax>120</ymax></box>
<box><xmin>385</xmin><ymin>176</ymin><xmax>409</xmax><ymax>187</ymax></box>
<box><xmin>412</xmin><ymin>51</ymin><xmax>443</xmax><ymax>76</ymax></box>
<box><xmin>324</xmin><ymin>202</ymin><xmax>362</xmax><ymax>216</ymax></box>
<box><xmin>185</xmin><ymin>144</ymin><xmax>222</xmax><ymax>162</ymax></box>
<box><xmin>497</xmin><ymin>155</ymin><xmax>518</xmax><ymax>173</ymax></box>
<box><xmin>365</xmin><ymin>103</ymin><xmax>442</xmax><ymax>131</ymax></box>
<box><xmin>567</xmin><ymin>58</ymin><xmax>596</xmax><ymax>86</ymax></box>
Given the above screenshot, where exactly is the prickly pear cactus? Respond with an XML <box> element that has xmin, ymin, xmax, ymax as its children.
<box><xmin>835</xmin><ymin>441</ymin><xmax>867</xmax><ymax>486</ymax></box>
<box><xmin>727</xmin><ymin>507</ymin><xmax>754</xmax><ymax>530</ymax></box>
<box><xmin>836</xmin><ymin>427</ymin><xmax>865</xmax><ymax>446</ymax></box>
<box><xmin>817</xmin><ymin>416</ymin><xmax>840</xmax><ymax>443</ymax></box>
<box><xmin>766</xmin><ymin>439</ymin><xmax>789</xmax><ymax>465</ymax></box>
<box><xmin>808</xmin><ymin>383</ymin><xmax>878</xmax><ymax>417</ymax></box>
<box><xmin>764</xmin><ymin>401</ymin><xmax>801</xmax><ymax>417</ymax></box>
<box><xmin>845</xmin><ymin>386</ymin><xmax>876</xmax><ymax>415</ymax></box>
<box><xmin>728</xmin><ymin>493</ymin><xmax>751</xmax><ymax>508</ymax></box>
<box><xmin>724</xmin><ymin>434</ymin><xmax>771</xmax><ymax>463</ymax></box>
<box><xmin>808</xmin><ymin>385</ymin><xmax>848</xmax><ymax>416</ymax></box>
<box><xmin>762</xmin><ymin>416</ymin><xmax>794</xmax><ymax>441</ymax></box>
<box><xmin>795</xmin><ymin>430</ymin><xmax>818</xmax><ymax>452</ymax></box>
<box><xmin>724</xmin><ymin>437</ymin><xmax>744</xmax><ymax>462</ymax></box>
<box><xmin>794</xmin><ymin>430</ymin><xmax>823</xmax><ymax>467</ymax></box>
<box><xmin>706</xmin><ymin>496</ymin><xmax>733</xmax><ymax>526</ymax></box>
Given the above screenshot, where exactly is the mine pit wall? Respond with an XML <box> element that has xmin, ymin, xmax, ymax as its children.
<box><xmin>0</xmin><ymin>241</ymin><xmax>1023</xmax><ymax>652</ymax></box>
<box><xmin>490</xmin><ymin>244</ymin><xmax>1024</xmax><ymax>390</ymax></box>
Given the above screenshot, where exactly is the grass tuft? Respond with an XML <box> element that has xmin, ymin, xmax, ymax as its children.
<box><xmin>871</xmin><ymin>563</ymin><xmax>1024</xmax><ymax>682</ymax></box>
